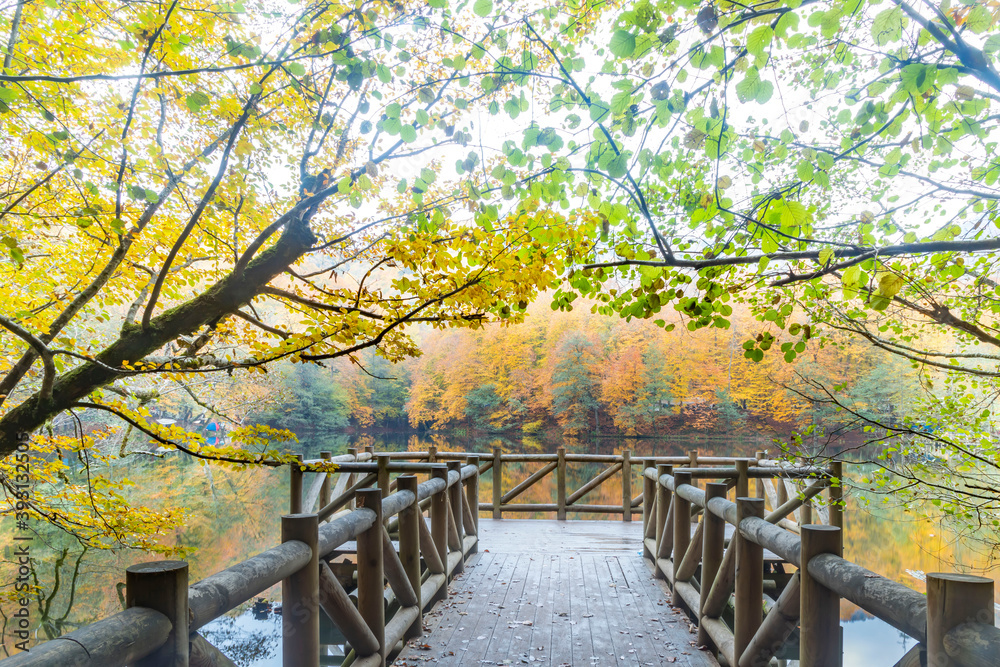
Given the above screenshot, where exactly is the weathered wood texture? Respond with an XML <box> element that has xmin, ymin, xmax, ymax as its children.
<box><xmin>397</xmin><ymin>520</ymin><xmax>719</xmax><ymax>667</ymax></box>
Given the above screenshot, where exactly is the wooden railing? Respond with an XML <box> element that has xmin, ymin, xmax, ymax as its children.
<box><xmin>7</xmin><ymin>446</ymin><xmax>999</xmax><ymax>667</ymax></box>
<box><xmin>313</xmin><ymin>444</ymin><xmax>758</xmax><ymax>520</ymax></box>
<box><xmin>1</xmin><ymin>458</ymin><xmax>481</xmax><ymax>667</ymax></box>
<box><xmin>641</xmin><ymin>459</ymin><xmax>1000</xmax><ymax>667</ymax></box>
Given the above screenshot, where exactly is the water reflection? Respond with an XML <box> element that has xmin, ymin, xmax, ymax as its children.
<box><xmin>842</xmin><ymin>614</ymin><xmax>918</xmax><ymax>665</ymax></box>
<box><xmin>200</xmin><ymin>610</ymin><xmax>282</xmax><ymax>667</ymax></box>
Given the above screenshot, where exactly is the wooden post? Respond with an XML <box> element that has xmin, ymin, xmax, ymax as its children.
<box><xmin>356</xmin><ymin>489</ymin><xmax>385</xmax><ymax>667</ymax></box>
<box><xmin>672</xmin><ymin>471</ymin><xmax>692</xmax><ymax>591</ymax></box>
<box><xmin>492</xmin><ymin>446</ymin><xmax>503</xmax><ymax>520</ymax></box>
<box><xmin>739</xmin><ymin>574</ymin><xmax>801</xmax><ymax>667</ymax></box>
<box><xmin>190</xmin><ymin>633</ymin><xmax>239</xmax><ymax>667</ymax></box>
<box><xmin>447</xmin><ymin>461</ymin><xmax>465</xmax><ymax>574</ymax></box>
<box><xmin>557</xmin><ymin>446</ymin><xmax>567</xmax><ymax>521</ymax></box>
<box><xmin>289</xmin><ymin>455</ymin><xmax>303</xmax><ymax>514</ymax></box>
<box><xmin>643</xmin><ymin>460</ymin><xmax>656</xmax><ymax>560</ymax></box>
<box><xmin>734</xmin><ymin>498</ymin><xmax>765</xmax><ymax>664</ymax></box>
<box><xmin>776</xmin><ymin>475</ymin><xmax>788</xmax><ymax>517</ymax></box>
<box><xmin>466</xmin><ymin>455</ymin><xmax>480</xmax><ymax>552</ymax></box>
<box><xmin>621</xmin><ymin>449</ymin><xmax>632</xmax><ymax>522</ymax></box>
<box><xmin>431</xmin><ymin>465</ymin><xmax>449</xmax><ymax>594</ymax></box>
<box><xmin>754</xmin><ymin>451</ymin><xmax>765</xmax><ymax>498</ymax></box>
<box><xmin>397</xmin><ymin>475</ymin><xmax>422</xmax><ymax>640</ymax></box>
<box><xmin>319</xmin><ymin>452</ymin><xmax>332</xmax><ymax>516</ymax></box>
<box><xmin>688</xmin><ymin>449</ymin><xmax>699</xmax><ymax>490</ymax></box>
<box><xmin>318</xmin><ymin>562</ymin><xmax>380</xmax><ymax>657</ymax></box>
<box><xmin>698</xmin><ymin>483</ymin><xmax>727</xmax><ymax>651</ymax></box>
<box><xmin>428</xmin><ymin>444</ymin><xmax>437</xmax><ymax>463</ymax></box>
<box><xmin>801</xmin><ymin>498</ymin><xmax>813</xmax><ymax>525</ymax></box>
<box><xmin>926</xmin><ymin>573</ymin><xmax>994</xmax><ymax>667</ymax></box>
<box><xmin>126</xmin><ymin>560</ymin><xmax>189</xmax><ymax>667</ymax></box>
<box><xmin>828</xmin><ymin>461</ymin><xmax>843</xmax><ymax>529</ymax></box>
<box><xmin>364</xmin><ymin>444</ymin><xmax>375</xmax><ymax>457</ymax></box>
<box><xmin>281</xmin><ymin>514</ymin><xmax>319</xmax><ymax>667</ymax></box>
<box><xmin>799</xmin><ymin>525</ymin><xmax>843</xmax><ymax>667</ymax></box>
<box><xmin>654</xmin><ymin>463</ymin><xmax>672</xmax><ymax>579</ymax></box>
<box><xmin>735</xmin><ymin>460</ymin><xmax>749</xmax><ymax>499</ymax></box>
<box><xmin>377</xmin><ymin>454</ymin><xmax>391</xmax><ymax>498</ymax></box>
<box><xmin>347</xmin><ymin>447</ymin><xmax>358</xmax><ymax>509</ymax></box>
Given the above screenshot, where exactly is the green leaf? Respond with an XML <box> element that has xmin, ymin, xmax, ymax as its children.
<box><xmin>747</xmin><ymin>26</ymin><xmax>772</xmax><ymax>56</ymax></box>
<box><xmin>796</xmin><ymin>160</ymin><xmax>814</xmax><ymax>181</ymax></box>
<box><xmin>871</xmin><ymin>7</ymin><xmax>905</xmax><ymax>46</ymax></box>
<box><xmin>965</xmin><ymin>6</ymin><xmax>993</xmax><ymax>33</ymax></box>
<box><xmin>609</xmin><ymin>30</ymin><xmax>636</xmax><ymax>58</ymax></box>
<box><xmin>286</xmin><ymin>62</ymin><xmax>306</xmax><ymax>76</ymax></box>
<box><xmin>877</xmin><ymin>272</ymin><xmax>904</xmax><ymax>298</ymax></box>
<box><xmin>735</xmin><ymin>67</ymin><xmax>773</xmax><ymax>104</ymax></box>
<box><xmin>607</xmin><ymin>153</ymin><xmax>628</xmax><ymax>179</ymax></box>
<box><xmin>818</xmin><ymin>247</ymin><xmax>834</xmax><ymax>265</ymax></box>
<box><xmin>780</xmin><ymin>200</ymin><xmax>808</xmax><ymax>228</ymax></box>
<box><xmin>377</xmin><ymin>64</ymin><xmax>392</xmax><ymax>83</ymax></box>
<box><xmin>400</xmin><ymin>124</ymin><xmax>417</xmax><ymax>142</ymax></box>
<box><xmin>589</xmin><ymin>102</ymin><xmax>610</xmax><ymax>122</ymax></box>
<box><xmin>185</xmin><ymin>91</ymin><xmax>211</xmax><ymax>113</ymax></box>
<box><xmin>985</xmin><ymin>34</ymin><xmax>1000</xmax><ymax>56</ymax></box>
<box><xmin>473</xmin><ymin>0</ymin><xmax>492</xmax><ymax>17</ymax></box>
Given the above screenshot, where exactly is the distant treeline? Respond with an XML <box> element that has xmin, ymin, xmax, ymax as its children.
<box><xmin>257</xmin><ymin>302</ymin><xmax>920</xmax><ymax>439</ymax></box>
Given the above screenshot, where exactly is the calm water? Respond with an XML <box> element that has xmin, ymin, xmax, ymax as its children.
<box><xmin>1</xmin><ymin>433</ymin><xmax>996</xmax><ymax>665</ymax></box>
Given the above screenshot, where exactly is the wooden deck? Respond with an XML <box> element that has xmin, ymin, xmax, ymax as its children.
<box><xmin>396</xmin><ymin>520</ymin><xmax>719</xmax><ymax>666</ymax></box>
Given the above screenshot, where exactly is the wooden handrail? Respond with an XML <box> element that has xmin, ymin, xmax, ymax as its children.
<box><xmin>4</xmin><ymin>453</ymin><xmax>483</xmax><ymax>667</ymax></box>
<box><xmin>12</xmin><ymin>447</ymin><xmax>997</xmax><ymax>666</ymax></box>
<box><xmin>567</xmin><ymin>462</ymin><xmax>621</xmax><ymax>504</ymax></box>
<box><xmin>640</xmin><ymin>461</ymin><xmax>999</xmax><ymax>667</ymax></box>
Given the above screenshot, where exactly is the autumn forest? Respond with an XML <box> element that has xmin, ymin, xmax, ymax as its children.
<box><xmin>256</xmin><ymin>300</ymin><xmax>921</xmax><ymax>442</ymax></box>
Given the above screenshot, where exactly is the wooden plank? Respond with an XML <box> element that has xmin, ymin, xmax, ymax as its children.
<box><xmin>482</xmin><ymin>554</ymin><xmax>533</xmax><ymax>662</ymax></box>
<box><xmin>477</xmin><ymin>518</ymin><xmax>643</xmax><ymax>554</ymax></box>
<box><xmin>395</xmin><ymin>520</ymin><xmax>720</xmax><ymax>667</ymax></box>
<box><xmin>605</xmin><ymin>556</ymin><xmax>662</xmax><ymax>663</ymax></box>
<box><xmin>462</xmin><ymin>552</ymin><xmax>520</xmax><ymax>663</ymax></box>
<box><xmin>397</xmin><ymin>551</ymin><xmax>498</xmax><ymax>665</ymax></box>
<box><xmin>528</xmin><ymin>554</ymin><xmax>558</xmax><ymax>665</ymax></box>
<box><xmin>506</xmin><ymin>551</ymin><xmax>548</xmax><ymax>664</ymax></box>
<box><xmin>418</xmin><ymin>550</ymin><xmax>498</xmax><ymax>657</ymax></box>
<box><xmin>549</xmin><ymin>553</ymin><xmax>576</xmax><ymax>666</ymax></box>
<box><xmin>583</xmin><ymin>554</ymin><xmax>628</xmax><ymax>664</ymax></box>
<box><xmin>588</xmin><ymin>555</ymin><xmax>637</xmax><ymax>665</ymax></box>
<box><xmin>568</xmin><ymin>554</ymin><xmax>597</xmax><ymax>667</ymax></box>
<box><xmin>617</xmin><ymin>555</ymin><xmax>685</xmax><ymax>661</ymax></box>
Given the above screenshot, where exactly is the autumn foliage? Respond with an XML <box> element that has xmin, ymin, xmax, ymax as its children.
<box><xmin>328</xmin><ymin>300</ymin><xmax>920</xmax><ymax>437</ymax></box>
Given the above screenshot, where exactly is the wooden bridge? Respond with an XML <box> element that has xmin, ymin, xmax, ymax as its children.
<box><xmin>3</xmin><ymin>447</ymin><xmax>998</xmax><ymax>667</ymax></box>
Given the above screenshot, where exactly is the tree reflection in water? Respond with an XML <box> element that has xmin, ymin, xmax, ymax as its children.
<box><xmin>200</xmin><ymin>607</ymin><xmax>281</xmax><ymax>667</ymax></box>
<box><xmin>198</xmin><ymin>603</ymin><xmax>347</xmax><ymax>666</ymax></box>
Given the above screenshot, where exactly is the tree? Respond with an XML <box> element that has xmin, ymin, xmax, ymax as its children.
<box><xmin>0</xmin><ymin>0</ymin><xmax>599</xmax><ymax>548</ymax></box>
<box><xmin>5</xmin><ymin>0</ymin><xmax>1000</xmax><ymax>542</ymax></box>
<box><xmin>256</xmin><ymin>363</ymin><xmax>351</xmax><ymax>443</ymax></box>
<box><xmin>548</xmin><ymin>331</ymin><xmax>601</xmax><ymax>434</ymax></box>
<box><xmin>445</xmin><ymin>0</ymin><xmax>1000</xmax><ymax>526</ymax></box>
<box><xmin>336</xmin><ymin>351</ymin><xmax>410</xmax><ymax>427</ymax></box>
<box><xmin>0</xmin><ymin>0</ymin><xmax>590</xmax><ymax>461</ymax></box>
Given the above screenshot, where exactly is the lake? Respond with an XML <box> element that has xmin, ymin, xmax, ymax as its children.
<box><xmin>1</xmin><ymin>433</ymin><xmax>997</xmax><ymax>665</ymax></box>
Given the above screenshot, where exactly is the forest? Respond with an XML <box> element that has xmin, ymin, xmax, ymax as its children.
<box><xmin>254</xmin><ymin>300</ymin><xmax>923</xmax><ymax>440</ymax></box>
